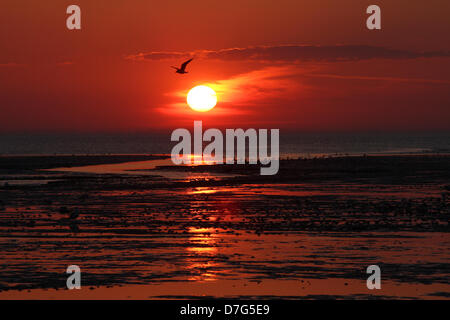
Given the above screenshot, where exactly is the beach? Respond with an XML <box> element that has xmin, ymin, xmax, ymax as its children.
<box><xmin>0</xmin><ymin>154</ymin><xmax>449</xmax><ymax>299</ymax></box>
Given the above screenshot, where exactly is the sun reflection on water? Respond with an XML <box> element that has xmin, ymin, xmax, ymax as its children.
<box><xmin>186</xmin><ymin>227</ymin><xmax>219</xmax><ymax>281</ymax></box>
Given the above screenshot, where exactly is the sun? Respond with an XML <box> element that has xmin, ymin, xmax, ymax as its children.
<box><xmin>187</xmin><ymin>85</ymin><xmax>217</xmax><ymax>112</ymax></box>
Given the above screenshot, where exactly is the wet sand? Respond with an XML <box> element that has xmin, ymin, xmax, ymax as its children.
<box><xmin>0</xmin><ymin>155</ymin><xmax>449</xmax><ymax>299</ymax></box>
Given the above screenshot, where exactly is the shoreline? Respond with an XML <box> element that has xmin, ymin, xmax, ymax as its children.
<box><xmin>1</xmin><ymin>152</ymin><xmax>450</xmax><ymax>173</ymax></box>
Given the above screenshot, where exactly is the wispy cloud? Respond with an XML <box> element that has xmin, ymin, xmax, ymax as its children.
<box><xmin>306</xmin><ymin>73</ymin><xmax>450</xmax><ymax>85</ymax></box>
<box><xmin>158</xmin><ymin>66</ymin><xmax>305</xmax><ymax>117</ymax></box>
<box><xmin>126</xmin><ymin>45</ymin><xmax>450</xmax><ymax>63</ymax></box>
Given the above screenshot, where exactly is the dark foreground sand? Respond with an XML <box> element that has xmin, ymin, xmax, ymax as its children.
<box><xmin>0</xmin><ymin>155</ymin><xmax>449</xmax><ymax>299</ymax></box>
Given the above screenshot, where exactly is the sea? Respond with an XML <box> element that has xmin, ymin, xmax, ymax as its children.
<box><xmin>0</xmin><ymin>132</ymin><xmax>449</xmax><ymax>158</ymax></box>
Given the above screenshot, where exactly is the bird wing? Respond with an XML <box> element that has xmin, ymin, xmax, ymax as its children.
<box><xmin>180</xmin><ymin>58</ymin><xmax>193</xmax><ymax>70</ymax></box>
<box><xmin>170</xmin><ymin>66</ymin><xmax>179</xmax><ymax>70</ymax></box>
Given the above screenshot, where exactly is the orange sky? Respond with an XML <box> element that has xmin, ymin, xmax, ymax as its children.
<box><xmin>1</xmin><ymin>0</ymin><xmax>450</xmax><ymax>132</ymax></box>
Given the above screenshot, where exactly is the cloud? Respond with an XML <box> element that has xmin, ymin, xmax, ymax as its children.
<box><xmin>306</xmin><ymin>73</ymin><xmax>450</xmax><ymax>85</ymax></box>
<box><xmin>159</xmin><ymin>66</ymin><xmax>305</xmax><ymax>118</ymax></box>
<box><xmin>126</xmin><ymin>45</ymin><xmax>450</xmax><ymax>63</ymax></box>
<box><xmin>209</xmin><ymin>66</ymin><xmax>303</xmax><ymax>105</ymax></box>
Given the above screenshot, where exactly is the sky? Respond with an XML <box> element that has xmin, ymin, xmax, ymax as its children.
<box><xmin>1</xmin><ymin>0</ymin><xmax>450</xmax><ymax>132</ymax></box>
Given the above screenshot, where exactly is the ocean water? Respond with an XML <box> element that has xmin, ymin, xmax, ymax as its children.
<box><xmin>0</xmin><ymin>132</ymin><xmax>449</xmax><ymax>157</ymax></box>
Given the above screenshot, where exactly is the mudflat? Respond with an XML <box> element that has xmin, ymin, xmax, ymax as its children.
<box><xmin>0</xmin><ymin>155</ymin><xmax>449</xmax><ymax>299</ymax></box>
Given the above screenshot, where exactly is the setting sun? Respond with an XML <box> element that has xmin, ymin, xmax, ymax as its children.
<box><xmin>187</xmin><ymin>85</ymin><xmax>217</xmax><ymax>112</ymax></box>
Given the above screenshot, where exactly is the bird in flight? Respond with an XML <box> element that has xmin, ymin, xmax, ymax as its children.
<box><xmin>171</xmin><ymin>58</ymin><xmax>193</xmax><ymax>74</ymax></box>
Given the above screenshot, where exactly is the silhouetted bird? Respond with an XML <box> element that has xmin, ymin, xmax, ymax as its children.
<box><xmin>171</xmin><ymin>58</ymin><xmax>193</xmax><ymax>74</ymax></box>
